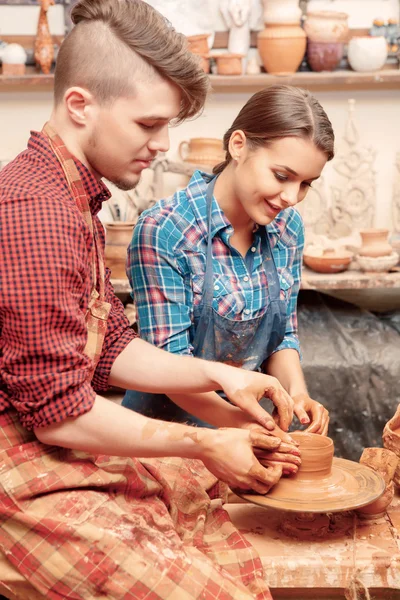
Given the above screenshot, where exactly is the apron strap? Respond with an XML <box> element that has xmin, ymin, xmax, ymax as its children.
<box><xmin>42</xmin><ymin>122</ymin><xmax>106</xmax><ymax>301</ymax></box>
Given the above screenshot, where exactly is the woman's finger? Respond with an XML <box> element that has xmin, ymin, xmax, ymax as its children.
<box><xmin>264</xmin><ymin>385</ymin><xmax>294</xmax><ymax>432</ymax></box>
<box><xmin>249</xmin><ymin>430</ymin><xmax>281</xmax><ymax>451</ymax></box>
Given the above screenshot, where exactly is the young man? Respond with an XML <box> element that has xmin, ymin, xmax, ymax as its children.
<box><xmin>0</xmin><ymin>1</ymin><xmax>301</xmax><ymax>598</ymax></box>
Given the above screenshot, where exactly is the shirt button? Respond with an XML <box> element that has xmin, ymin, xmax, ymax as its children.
<box><xmin>243</xmin><ymin>276</ymin><xmax>249</xmax><ymax>282</ymax></box>
<box><xmin>244</xmin><ymin>309</ymin><xmax>250</xmax><ymax>315</ymax></box>
<box><xmin>214</xmin><ymin>284</ymin><xmax>220</xmax><ymax>291</ymax></box>
<box><xmin>251</xmin><ymin>247</ymin><xmax>256</xmax><ymax>253</ymax></box>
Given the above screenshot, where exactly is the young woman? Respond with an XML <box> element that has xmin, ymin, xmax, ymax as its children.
<box><xmin>123</xmin><ymin>85</ymin><xmax>333</xmax><ymax>435</ymax></box>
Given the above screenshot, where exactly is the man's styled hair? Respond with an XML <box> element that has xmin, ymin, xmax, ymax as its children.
<box><xmin>54</xmin><ymin>0</ymin><xmax>209</xmax><ymax>122</ymax></box>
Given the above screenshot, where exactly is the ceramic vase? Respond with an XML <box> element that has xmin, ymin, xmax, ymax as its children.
<box><xmin>358</xmin><ymin>228</ymin><xmax>393</xmax><ymax>258</ymax></box>
<box><xmin>304</xmin><ymin>10</ymin><xmax>348</xmax><ymax>72</ymax></box>
<box><xmin>34</xmin><ymin>0</ymin><xmax>55</xmax><ymax>75</ymax></box>
<box><xmin>347</xmin><ymin>36</ymin><xmax>388</xmax><ymax>72</ymax></box>
<box><xmin>104</xmin><ymin>222</ymin><xmax>136</xmax><ymax>280</ymax></box>
<box><xmin>262</xmin><ymin>0</ymin><xmax>302</xmax><ymax>25</ymax></box>
<box><xmin>257</xmin><ymin>24</ymin><xmax>306</xmax><ymax>74</ymax></box>
<box><xmin>179</xmin><ymin>137</ymin><xmax>225</xmax><ymax>167</ymax></box>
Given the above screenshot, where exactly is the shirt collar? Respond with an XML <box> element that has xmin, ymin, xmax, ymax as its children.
<box><xmin>185</xmin><ymin>170</ymin><xmax>232</xmax><ymax>240</ymax></box>
<box><xmin>28</xmin><ymin>130</ymin><xmax>111</xmax><ymax>215</ymax></box>
<box><xmin>185</xmin><ymin>170</ymin><xmax>286</xmax><ymax>249</ymax></box>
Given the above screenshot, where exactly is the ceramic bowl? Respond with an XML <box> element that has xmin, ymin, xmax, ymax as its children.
<box><xmin>347</xmin><ymin>36</ymin><xmax>388</xmax><ymax>72</ymax></box>
<box><xmin>303</xmin><ymin>249</ymin><xmax>353</xmax><ymax>274</ymax></box>
<box><xmin>357</xmin><ymin>252</ymin><xmax>399</xmax><ymax>272</ymax></box>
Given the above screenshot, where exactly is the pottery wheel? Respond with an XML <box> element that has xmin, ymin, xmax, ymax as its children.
<box><xmin>237</xmin><ymin>458</ymin><xmax>385</xmax><ymax>513</ymax></box>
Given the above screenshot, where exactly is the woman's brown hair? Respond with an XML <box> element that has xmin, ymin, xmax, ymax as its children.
<box><xmin>54</xmin><ymin>0</ymin><xmax>209</xmax><ymax>122</ymax></box>
<box><xmin>213</xmin><ymin>85</ymin><xmax>334</xmax><ymax>174</ymax></box>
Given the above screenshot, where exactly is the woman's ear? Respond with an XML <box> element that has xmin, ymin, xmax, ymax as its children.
<box><xmin>228</xmin><ymin>130</ymin><xmax>247</xmax><ymax>162</ymax></box>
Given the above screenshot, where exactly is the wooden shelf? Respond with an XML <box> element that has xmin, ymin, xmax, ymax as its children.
<box><xmin>209</xmin><ymin>67</ymin><xmax>400</xmax><ymax>92</ymax></box>
<box><xmin>1</xmin><ymin>66</ymin><xmax>400</xmax><ymax>92</ymax></box>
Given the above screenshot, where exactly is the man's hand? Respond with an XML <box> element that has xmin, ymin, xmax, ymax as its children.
<box><xmin>199</xmin><ymin>427</ymin><xmax>283</xmax><ymax>494</ymax></box>
<box><xmin>218</xmin><ymin>370</ymin><xmax>294</xmax><ymax>433</ymax></box>
<box><xmin>288</xmin><ymin>393</ymin><xmax>329</xmax><ymax>435</ymax></box>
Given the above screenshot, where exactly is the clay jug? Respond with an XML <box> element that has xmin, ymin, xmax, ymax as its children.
<box><xmin>359</xmin><ymin>228</ymin><xmax>393</xmax><ymax>258</ymax></box>
<box><xmin>179</xmin><ymin>137</ymin><xmax>225</xmax><ymax>168</ymax></box>
<box><xmin>257</xmin><ymin>24</ymin><xmax>306</xmax><ymax>74</ymax></box>
<box><xmin>104</xmin><ymin>221</ymin><xmax>135</xmax><ymax>279</ymax></box>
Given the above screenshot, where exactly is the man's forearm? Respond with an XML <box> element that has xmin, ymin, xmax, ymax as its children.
<box><xmin>109</xmin><ymin>338</ymin><xmax>231</xmax><ymax>394</ymax></box>
<box><xmin>34</xmin><ymin>395</ymin><xmax>210</xmax><ymax>459</ymax></box>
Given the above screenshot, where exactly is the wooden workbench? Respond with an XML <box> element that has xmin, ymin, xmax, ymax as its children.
<box><xmin>226</xmin><ymin>491</ymin><xmax>400</xmax><ymax>599</ymax></box>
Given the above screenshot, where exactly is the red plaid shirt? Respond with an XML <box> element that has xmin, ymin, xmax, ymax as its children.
<box><xmin>0</xmin><ymin>131</ymin><xmax>135</xmax><ymax>430</ymax></box>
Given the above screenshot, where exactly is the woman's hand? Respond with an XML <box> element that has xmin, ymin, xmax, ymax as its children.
<box><xmin>289</xmin><ymin>393</ymin><xmax>329</xmax><ymax>435</ymax></box>
<box><xmin>198</xmin><ymin>427</ymin><xmax>283</xmax><ymax>494</ymax></box>
<box><xmin>218</xmin><ymin>369</ymin><xmax>294</xmax><ymax>433</ymax></box>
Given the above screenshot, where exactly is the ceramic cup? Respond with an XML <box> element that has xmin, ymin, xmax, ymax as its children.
<box><xmin>347</xmin><ymin>36</ymin><xmax>388</xmax><ymax>72</ymax></box>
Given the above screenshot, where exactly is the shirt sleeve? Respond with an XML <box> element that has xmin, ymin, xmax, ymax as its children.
<box><xmin>127</xmin><ymin>215</ymin><xmax>193</xmax><ymax>355</ymax></box>
<box><xmin>272</xmin><ymin>210</ymin><xmax>304</xmax><ymax>357</ymax></box>
<box><xmin>1</xmin><ymin>194</ymin><xmax>102</xmax><ymax>430</ymax></box>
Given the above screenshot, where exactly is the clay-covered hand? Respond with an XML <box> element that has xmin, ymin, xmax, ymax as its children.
<box><xmin>290</xmin><ymin>393</ymin><xmax>329</xmax><ymax>435</ymax></box>
<box><xmin>239</xmin><ymin>422</ymin><xmax>301</xmax><ymax>476</ymax></box>
<box><xmin>199</xmin><ymin>427</ymin><xmax>283</xmax><ymax>494</ymax></box>
<box><xmin>220</xmin><ymin>370</ymin><xmax>294</xmax><ymax>434</ymax></box>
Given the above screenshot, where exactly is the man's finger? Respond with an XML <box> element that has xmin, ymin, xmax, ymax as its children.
<box><xmin>238</xmin><ymin>396</ymin><xmax>276</xmax><ymax>430</ymax></box>
<box><xmin>259</xmin><ymin>459</ymin><xmax>299</xmax><ymax>474</ymax></box>
<box><xmin>249</xmin><ymin>430</ymin><xmax>281</xmax><ymax>451</ymax></box>
<box><xmin>256</xmin><ymin>451</ymin><xmax>301</xmax><ymax>465</ymax></box>
<box><xmin>249</xmin><ymin>461</ymin><xmax>283</xmax><ymax>489</ymax></box>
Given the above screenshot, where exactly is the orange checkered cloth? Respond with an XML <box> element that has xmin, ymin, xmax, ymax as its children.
<box><xmin>0</xmin><ymin>412</ymin><xmax>273</xmax><ymax>599</ymax></box>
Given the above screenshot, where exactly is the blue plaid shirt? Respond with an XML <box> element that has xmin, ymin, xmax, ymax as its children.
<box><xmin>128</xmin><ymin>170</ymin><xmax>304</xmax><ymax>359</ymax></box>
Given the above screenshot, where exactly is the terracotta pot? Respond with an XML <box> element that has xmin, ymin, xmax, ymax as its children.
<box><xmin>2</xmin><ymin>63</ymin><xmax>25</xmax><ymax>75</ymax></box>
<box><xmin>186</xmin><ymin>33</ymin><xmax>210</xmax><ymax>55</ymax></box>
<box><xmin>262</xmin><ymin>0</ymin><xmax>302</xmax><ymax>26</ymax></box>
<box><xmin>383</xmin><ymin>405</ymin><xmax>400</xmax><ymax>488</ymax></box>
<box><xmin>359</xmin><ymin>228</ymin><xmax>393</xmax><ymax>258</ymax></box>
<box><xmin>306</xmin><ymin>41</ymin><xmax>344</xmax><ymax>72</ymax></box>
<box><xmin>304</xmin><ymin>11</ymin><xmax>349</xmax><ymax>43</ymax></box>
<box><xmin>257</xmin><ymin>24</ymin><xmax>306</xmax><ymax>74</ymax></box>
<box><xmin>199</xmin><ymin>54</ymin><xmax>211</xmax><ymax>73</ymax></box>
<box><xmin>347</xmin><ymin>36</ymin><xmax>388</xmax><ymax>72</ymax></box>
<box><xmin>179</xmin><ymin>137</ymin><xmax>225</xmax><ymax>168</ymax></box>
<box><xmin>104</xmin><ymin>221</ymin><xmax>135</xmax><ymax>279</ymax></box>
<box><xmin>215</xmin><ymin>53</ymin><xmax>243</xmax><ymax>75</ymax></box>
<box><xmin>303</xmin><ymin>249</ymin><xmax>353</xmax><ymax>273</ymax></box>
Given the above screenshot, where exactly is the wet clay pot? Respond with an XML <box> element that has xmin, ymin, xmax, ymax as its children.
<box><xmin>383</xmin><ymin>405</ymin><xmax>400</xmax><ymax>489</ymax></box>
<box><xmin>239</xmin><ymin>431</ymin><xmax>385</xmax><ymax>513</ymax></box>
<box><xmin>306</xmin><ymin>41</ymin><xmax>344</xmax><ymax>72</ymax></box>
<box><xmin>104</xmin><ymin>221</ymin><xmax>135</xmax><ymax>279</ymax></box>
<box><xmin>179</xmin><ymin>137</ymin><xmax>225</xmax><ymax>168</ymax></box>
<box><xmin>257</xmin><ymin>24</ymin><xmax>306</xmax><ymax>74</ymax></box>
<box><xmin>359</xmin><ymin>228</ymin><xmax>393</xmax><ymax>258</ymax></box>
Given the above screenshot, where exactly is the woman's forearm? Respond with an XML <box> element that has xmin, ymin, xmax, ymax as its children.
<box><xmin>265</xmin><ymin>348</ymin><xmax>308</xmax><ymax>396</ymax></box>
<box><xmin>168</xmin><ymin>390</ymin><xmax>245</xmax><ymax>428</ymax></box>
<box><xmin>109</xmin><ymin>338</ymin><xmax>230</xmax><ymax>394</ymax></box>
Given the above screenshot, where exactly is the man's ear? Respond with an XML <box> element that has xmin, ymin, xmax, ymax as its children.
<box><xmin>64</xmin><ymin>86</ymin><xmax>95</xmax><ymax>126</ymax></box>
